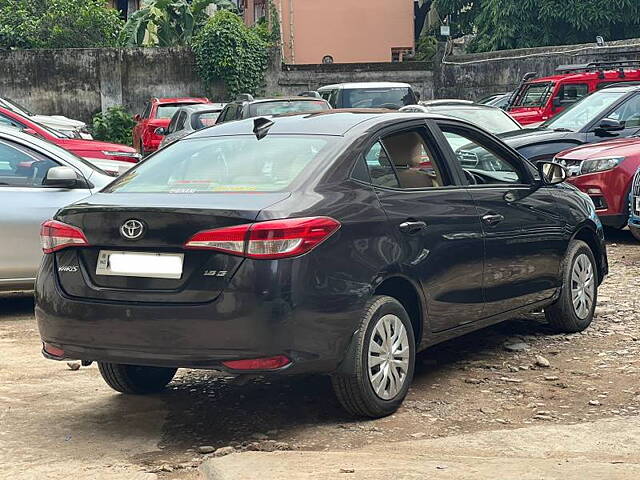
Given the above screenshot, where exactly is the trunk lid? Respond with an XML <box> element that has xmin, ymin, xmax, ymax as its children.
<box><xmin>54</xmin><ymin>192</ymin><xmax>290</xmax><ymax>303</ymax></box>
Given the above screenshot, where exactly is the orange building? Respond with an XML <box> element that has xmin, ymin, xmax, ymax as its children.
<box><xmin>244</xmin><ymin>0</ymin><xmax>415</xmax><ymax>64</ymax></box>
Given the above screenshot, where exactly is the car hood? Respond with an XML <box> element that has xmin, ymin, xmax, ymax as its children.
<box><xmin>498</xmin><ymin>127</ymin><xmax>574</xmax><ymax>148</ymax></box>
<box><xmin>31</xmin><ymin>114</ymin><xmax>85</xmax><ymax>130</ymax></box>
<box><xmin>556</xmin><ymin>137</ymin><xmax>640</xmax><ymax>160</ymax></box>
<box><xmin>56</xmin><ymin>138</ymin><xmax>136</xmax><ymax>153</ymax></box>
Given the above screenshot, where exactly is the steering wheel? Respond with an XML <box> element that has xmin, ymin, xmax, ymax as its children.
<box><xmin>463</xmin><ymin>169</ymin><xmax>482</xmax><ymax>185</ymax></box>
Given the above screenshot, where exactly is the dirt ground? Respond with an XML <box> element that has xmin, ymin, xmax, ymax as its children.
<box><xmin>0</xmin><ymin>229</ymin><xmax>638</xmax><ymax>479</ymax></box>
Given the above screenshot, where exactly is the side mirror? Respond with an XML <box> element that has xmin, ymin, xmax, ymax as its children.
<box><xmin>155</xmin><ymin>127</ymin><xmax>167</xmax><ymax>136</ymax></box>
<box><xmin>538</xmin><ymin>161</ymin><xmax>568</xmax><ymax>185</ymax></box>
<box><xmin>43</xmin><ymin>166</ymin><xmax>78</xmax><ymax>188</ymax></box>
<box><xmin>552</xmin><ymin>97</ymin><xmax>562</xmax><ymax>109</ymax></box>
<box><xmin>596</xmin><ymin>118</ymin><xmax>624</xmax><ymax>133</ymax></box>
<box><xmin>134</xmin><ymin>114</ymin><xmax>141</xmax><ymax>122</ymax></box>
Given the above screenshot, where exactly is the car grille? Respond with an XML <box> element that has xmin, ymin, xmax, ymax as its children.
<box><xmin>632</xmin><ymin>169</ymin><xmax>640</xmax><ymax>215</ymax></box>
<box><xmin>556</xmin><ymin>157</ymin><xmax>582</xmax><ymax>176</ymax></box>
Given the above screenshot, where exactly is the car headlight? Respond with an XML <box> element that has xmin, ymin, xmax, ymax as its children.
<box><xmin>579</xmin><ymin>157</ymin><xmax>624</xmax><ymax>175</ymax></box>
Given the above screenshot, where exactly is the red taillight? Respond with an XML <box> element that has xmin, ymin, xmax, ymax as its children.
<box><xmin>43</xmin><ymin>342</ymin><xmax>65</xmax><ymax>358</ymax></box>
<box><xmin>184</xmin><ymin>217</ymin><xmax>340</xmax><ymax>259</ymax></box>
<box><xmin>40</xmin><ymin>220</ymin><xmax>89</xmax><ymax>254</ymax></box>
<box><xmin>222</xmin><ymin>355</ymin><xmax>291</xmax><ymax>371</ymax></box>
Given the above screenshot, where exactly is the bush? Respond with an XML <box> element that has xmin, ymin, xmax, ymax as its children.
<box><xmin>0</xmin><ymin>0</ymin><xmax>123</xmax><ymax>49</ymax></box>
<box><xmin>91</xmin><ymin>106</ymin><xmax>136</xmax><ymax>146</ymax></box>
<box><xmin>191</xmin><ymin>9</ymin><xmax>269</xmax><ymax>98</ymax></box>
<box><xmin>416</xmin><ymin>33</ymin><xmax>437</xmax><ymax>61</ymax></box>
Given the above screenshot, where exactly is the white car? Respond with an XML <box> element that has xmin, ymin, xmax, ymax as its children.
<box><xmin>0</xmin><ymin>97</ymin><xmax>92</xmax><ymax>139</ymax></box>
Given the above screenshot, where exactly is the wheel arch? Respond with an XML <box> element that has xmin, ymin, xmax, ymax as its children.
<box><xmin>571</xmin><ymin>223</ymin><xmax>606</xmax><ymax>284</ymax></box>
<box><xmin>373</xmin><ymin>275</ymin><xmax>425</xmax><ymax>347</ymax></box>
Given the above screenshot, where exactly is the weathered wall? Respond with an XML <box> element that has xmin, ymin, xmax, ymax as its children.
<box><xmin>4</xmin><ymin>37</ymin><xmax>640</xmax><ymax>124</ymax></box>
<box><xmin>437</xmin><ymin>38</ymin><xmax>640</xmax><ymax>100</ymax></box>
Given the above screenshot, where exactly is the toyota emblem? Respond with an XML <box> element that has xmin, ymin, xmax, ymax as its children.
<box><xmin>120</xmin><ymin>219</ymin><xmax>145</xmax><ymax>240</ymax></box>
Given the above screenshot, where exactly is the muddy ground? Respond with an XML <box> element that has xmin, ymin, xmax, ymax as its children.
<box><xmin>0</xmin><ymin>230</ymin><xmax>638</xmax><ymax>479</ymax></box>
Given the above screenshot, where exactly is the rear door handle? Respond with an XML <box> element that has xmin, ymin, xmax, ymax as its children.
<box><xmin>399</xmin><ymin>220</ymin><xmax>427</xmax><ymax>235</ymax></box>
<box><xmin>482</xmin><ymin>213</ymin><xmax>505</xmax><ymax>226</ymax></box>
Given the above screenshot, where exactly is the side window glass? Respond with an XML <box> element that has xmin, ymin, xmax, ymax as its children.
<box><xmin>381</xmin><ymin>129</ymin><xmax>447</xmax><ymax>189</ymax></box>
<box><xmin>441</xmin><ymin>126</ymin><xmax>525</xmax><ymax>185</ymax></box>
<box><xmin>608</xmin><ymin>94</ymin><xmax>640</xmax><ymax>128</ymax></box>
<box><xmin>175</xmin><ymin>112</ymin><xmax>187</xmax><ymax>131</ymax></box>
<box><xmin>557</xmin><ymin>83</ymin><xmax>589</xmax><ymax>105</ymax></box>
<box><xmin>363</xmin><ymin>141</ymin><xmax>399</xmax><ymax>188</ymax></box>
<box><xmin>0</xmin><ymin>114</ymin><xmax>23</xmax><ymax>129</ymax></box>
<box><xmin>328</xmin><ymin>90</ymin><xmax>339</xmax><ymax>108</ymax></box>
<box><xmin>167</xmin><ymin>113</ymin><xmax>179</xmax><ymax>134</ymax></box>
<box><xmin>0</xmin><ymin>141</ymin><xmax>59</xmax><ymax>187</ymax></box>
<box><xmin>142</xmin><ymin>102</ymin><xmax>152</xmax><ymax>119</ymax></box>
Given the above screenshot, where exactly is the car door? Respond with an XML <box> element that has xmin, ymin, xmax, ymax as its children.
<box><xmin>0</xmin><ymin>139</ymin><xmax>92</xmax><ymax>287</ymax></box>
<box><xmin>436</xmin><ymin>120</ymin><xmax>566</xmax><ymax>317</ymax></box>
<box><xmin>358</xmin><ymin>121</ymin><xmax>485</xmax><ymax>332</ymax></box>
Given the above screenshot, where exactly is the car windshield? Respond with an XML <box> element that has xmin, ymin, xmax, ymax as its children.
<box><xmin>103</xmin><ymin>135</ymin><xmax>335</xmax><ymax>193</ymax></box>
<box><xmin>429</xmin><ymin>106</ymin><xmax>520</xmax><ymax>134</ymax></box>
<box><xmin>510</xmin><ymin>82</ymin><xmax>554</xmax><ymax>108</ymax></box>
<box><xmin>191</xmin><ymin>111</ymin><xmax>221</xmax><ymax>129</ymax></box>
<box><xmin>341</xmin><ymin>87</ymin><xmax>414</xmax><ymax>109</ymax></box>
<box><xmin>542</xmin><ymin>90</ymin><xmax>627</xmax><ymax>131</ymax></box>
<box><xmin>157</xmin><ymin>103</ymin><xmax>201</xmax><ymax>119</ymax></box>
<box><xmin>250</xmin><ymin>100</ymin><xmax>329</xmax><ymax>117</ymax></box>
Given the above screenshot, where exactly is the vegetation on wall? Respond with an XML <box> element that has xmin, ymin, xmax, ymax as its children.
<box><xmin>191</xmin><ymin>9</ymin><xmax>269</xmax><ymax>98</ymax></box>
<box><xmin>119</xmin><ymin>0</ymin><xmax>237</xmax><ymax>47</ymax></box>
<box><xmin>0</xmin><ymin>0</ymin><xmax>123</xmax><ymax>49</ymax></box>
<box><xmin>436</xmin><ymin>0</ymin><xmax>640</xmax><ymax>53</ymax></box>
<box><xmin>91</xmin><ymin>106</ymin><xmax>136</xmax><ymax>146</ymax></box>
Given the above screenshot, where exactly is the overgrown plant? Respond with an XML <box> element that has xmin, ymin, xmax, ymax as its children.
<box><xmin>0</xmin><ymin>0</ymin><xmax>123</xmax><ymax>49</ymax></box>
<box><xmin>191</xmin><ymin>10</ymin><xmax>269</xmax><ymax>98</ymax></box>
<box><xmin>119</xmin><ymin>0</ymin><xmax>237</xmax><ymax>47</ymax></box>
<box><xmin>92</xmin><ymin>106</ymin><xmax>136</xmax><ymax>146</ymax></box>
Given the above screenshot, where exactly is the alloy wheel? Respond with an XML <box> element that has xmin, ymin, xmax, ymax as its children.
<box><xmin>367</xmin><ymin>314</ymin><xmax>410</xmax><ymax>400</ymax></box>
<box><xmin>571</xmin><ymin>253</ymin><xmax>595</xmax><ymax>319</ymax></box>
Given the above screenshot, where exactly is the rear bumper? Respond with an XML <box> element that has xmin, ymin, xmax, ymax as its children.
<box><xmin>35</xmin><ymin>255</ymin><xmax>363</xmax><ymax>374</ymax></box>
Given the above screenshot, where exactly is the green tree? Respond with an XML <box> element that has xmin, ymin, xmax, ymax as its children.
<box><xmin>435</xmin><ymin>0</ymin><xmax>640</xmax><ymax>52</ymax></box>
<box><xmin>119</xmin><ymin>0</ymin><xmax>237</xmax><ymax>47</ymax></box>
<box><xmin>0</xmin><ymin>0</ymin><xmax>123</xmax><ymax>49</ymax></box>
<box><xmin>191</xmin><ymin>9</ymin><xmax>269</xmax><ymax>98</ymax></box>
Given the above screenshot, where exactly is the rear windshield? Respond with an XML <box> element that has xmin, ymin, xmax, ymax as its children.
<box><xmin>341</xmin><ymin>88</ymin><xmax>415</xmax><ymax>109</ymax></box>
<box><xmin>428</xmin><ymin>106</ymin><xmax>520</xmax><ymax>134</ymax></box>
<box><xmin>250</xmin><ymin>100</ymin><xmax>329</xmax><ymax>117</ymax></box>
<box><xmin>103</xmin><ymin>135</ymin><xmax>335</xmax><ymax>193</ymax></box>
<box><xmin>156</xmin><ymin>103</ymin><xmax>201</xmax><ymax>119</ymax></box>
<box><xmin>191</xmin><ymin>111</ymin><xmax>221</xmax><ymax>129</ymax></box>
<box><xmin>510</xmin><ymin>82</ymin><xmax>554</xmax><ymax>108</ymax></box>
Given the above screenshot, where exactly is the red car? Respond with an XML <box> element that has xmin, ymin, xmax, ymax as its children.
<box><xmin>133</xmin><ymin>97</ymin><xmax>209</xmax><ymax>155</ymax></box>
<box><xmin>556</xmin><ymin>137</ymin><xmax>640</xmax><ymax>229</ymax></box>
<box><xmin>0</xmin><ymin>106</ymin><xmax>140</xmax><ymax>165</ymax></box>
<box><xmin>508</xmin><ymin>62</ymin><xmax>640</xmax><ymax>126</ymax></box>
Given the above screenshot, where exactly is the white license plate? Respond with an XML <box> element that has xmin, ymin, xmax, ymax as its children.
<box><xmin>96</xmin><ymin>251</ymin><xmax>184</xmax><ymax>279</ymax></box>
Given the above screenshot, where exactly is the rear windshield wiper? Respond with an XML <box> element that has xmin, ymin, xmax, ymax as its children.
<box><xmin>553</xmin><ymin>128</ymin><xmax>574</xmax><ymax>132</ymax></box>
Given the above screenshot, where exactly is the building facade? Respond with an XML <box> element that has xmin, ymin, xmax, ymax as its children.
<box><xmin>244</xmin><ymin>0</ymin><xmax>415</xmax><ymax>64</ymax></box>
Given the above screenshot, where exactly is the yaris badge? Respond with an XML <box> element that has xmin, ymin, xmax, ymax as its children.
<box><xmin>120</xmin><ymin>219</ymin><xmax>145</xmax><ymax>240</ymax></box>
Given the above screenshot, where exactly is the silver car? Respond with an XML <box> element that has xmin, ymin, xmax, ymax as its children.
<box><xmin>0</xmin><ymin>127</ymin><xmax>113</xmax><ymax>292</ymax></box>
<box><xmin>158</xmin><ymin>103</ymin><xmax>225</xmax><ymax>148</ymax></box>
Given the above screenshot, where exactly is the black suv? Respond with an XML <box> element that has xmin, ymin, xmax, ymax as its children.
<box><xmin>501</xmin><ymin>83</ymin><xmax>640</xmax><ymax>162</ymax></box>
<box><xmin>36</xmin><ymin>111</ymin><xmax>607</xmax><ymax>418</ymax></box>
<box><xmin>215</xmin><ymin>94</ymin><xmax>330</xmax><ymax>124</ymax></box>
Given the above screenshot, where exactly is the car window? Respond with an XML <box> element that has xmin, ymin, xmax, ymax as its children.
<box><xmin>380</xmin><ymin>129</ymin><xmax>447</xmax><ymax>189</ymax></box>
<box><xmin>543</xmin><ymin>89</ymin><xmax>626</xmax><ymax>131</ymax></box>
<box><xmin>427</xmin><ymin>106</ymin><xmax>520</xmax><ymax>134</ymax></box>
<box><xmin>0</xmin><ymin>140</ymin><xmax>60</xmax><ymax>187</ymax></box>
<box><xmin>0</xmin><ymin>114</ymin><xmax>24</xmax><ymax>130</ymax></box>
<box><xmin>511</xmin><ymin>82</ymin><xmax>554</xmax><ymax>108</ymax></box>
<box><xmin>219</xmin><ymin>104</ymin><xmax>238</xmax><ymax>123</ymax></box>
<box><xmin>341</xmin><ymin>88</ymin><xmax>414</xmax><ymax>109</ymax></box>
<box><xmin>156</xmin><ymin>104</ymin><xmax>199</xmax><ymax>120</ymax></box>
<box><xmin>250</xmin><ymin>100</ymin><xmax>329</xmax><ymax>117</ymax></box>
<box><xmin>607</xmin><ymin>94</ymin><xmax>640</xmax><ymax>128</ymax></box>
<box><xmin>175</xmin><ymin>112</ymin><xmax>187</xmax><ymax>131</ymax></box>
<box><xmin>167</xmin><ymin>112</ymin><xmax>181</xmax><ymax>134</ymax></box>
<box><xmin>191</xmin><ymin>111</ymin><xmax>220</xmax><ymax>129</ymax></box>
<box><xmin>142</xmin><ymin>102</ymin><xmax>152</xmax><ymax>119</ymax></box>
<box><xmin>439</xmin><ymin>125</ymin><xmax>525</xmax><ymax>185</ymax></box>
<box><xmin>103</xmin><ymin>135</ymin><xmax>336</xmax><ymax>194</ymax></box>
<box><xmin>557</xmin><ymin>83</ymin><xmax>589</xmax><ymax>105</ymax></box>
<box><xmin>363</xmin><ymin>141</ymin><xmax>399</xmax><ymax>188</ymax></box>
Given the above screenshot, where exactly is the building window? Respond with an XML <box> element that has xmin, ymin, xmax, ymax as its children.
<box><xmin>254</xmin><ymin>0</ymin><xmax>267</xmax><ymax>22</ymax></box>
<box><xmin>391</xmin><ymin>47</ymin><xmax>414</xmax><ymax>63</ymax></box>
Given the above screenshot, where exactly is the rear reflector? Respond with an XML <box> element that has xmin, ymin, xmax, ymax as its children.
<box><xmin>43</xmin><ymin>342</ymin><xmax>65</xmax><ymax>358</ymax></box>
<box><xmin>222</xmin><ymin>355</ymin><xmax>291</xmax><ymax>371</ymax></box>
<box><xmin>185</xmin><ymin>217</ymin><xmax>340</xmax><ymax>259</ymax></box>
<box><xmin>40</xmin><ymin>220</ymin><xmax>89</xmax><ymax>254</ymax></box>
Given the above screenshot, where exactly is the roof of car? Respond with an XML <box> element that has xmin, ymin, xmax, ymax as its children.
<box><xmin>318</xmin><ymin>82</ymin><xmax>412</xmax><ymax>91</ymax></box>
<box><xmin>153</xmin><ymin>97</ymin><xmax>209</xmax><ymax>104</ymax></box>
<box><xmin>527</xmin><ymin>70</ymin><xmax>640</xmax><ymax>85</ymax></box>
<box><xmin>235</xmin><ymin>96</ymin><xmax>329</xmax><ymax>104</ymax></box>
<box><xmin>180</xmin><ymin>103</ymin><xmax>226</xmax><ymax>112</ymax></box>
<box><xmin>189</xmin><ymin>109</ymin><xmax>450</xmax><ymax>138</ymax></box>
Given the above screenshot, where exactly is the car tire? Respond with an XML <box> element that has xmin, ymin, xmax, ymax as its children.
<box><xmin>545</xmin><ymin>240</ymin><xmax>597</xmax><ymax>333</ymax></box>
<box><xmin>630</xmin><ymin>225</ymin><xmax>640</xmax><ymax>242</ymax></box>
<box><xmin>331</xmin><ymin>295</ymin><xmax>416</xmax><ymax>418</ymax></box>
<box><xmin>97</xmin><ymin>362</ymin><xmax>177</xmax><ymax>394</ymax></box>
